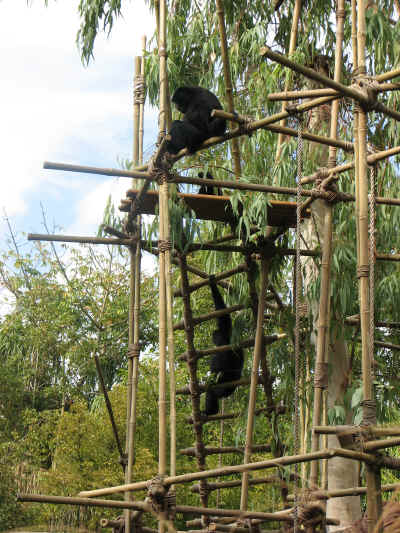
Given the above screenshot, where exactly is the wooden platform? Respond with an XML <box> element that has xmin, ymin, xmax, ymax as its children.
<box><xmin>120</xmin><ymin>189</ymin><xmax>310</xmax><ymax>227</ymax></box>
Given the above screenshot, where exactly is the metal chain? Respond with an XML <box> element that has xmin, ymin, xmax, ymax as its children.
<box><xmin>369</xmin><ymin>164</ymin><xmax>376</xmax><ymax>380</ymax></box>
<box><xmin>293</xmin><ymin>115</ymin><xmax>304</xmax><ymax>533</ymax></box>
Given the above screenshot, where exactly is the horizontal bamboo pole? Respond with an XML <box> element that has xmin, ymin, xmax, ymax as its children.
<box><xmin>44</xmin><ymin>160</ymin><xmax>399</xmax><ymax>207</ymax></box>
<box><xmin>373</xmin><ymin>340</ymin><xmax>400</xmax><ymax>351</ymax></box>
<box><xmin>314</xmin><ymin>425</ymin><xmax>400</xmax><ymax>437</ymax></box>
<box><xmin>181</xmin><ymin>334</ymin><xmax>286</xmax><ymax>364</ymax></box>
<box><xmin>18</xmin><ymin>493</ymin><xmax>293</xmax><ymax>522</ymax></box>
<box><xmin>345</xmin><ymin>315</ymin><xmax>400</xmax><ymax>329</ymax></box>
<box><xmin>268</xmin><ymin>83</ymin><xmax>400</xmax><ymax>101</ymax></box>
<box><xmin>376</xmin><ymin>253</ymin><xmax>400</xmax><ymax>261</ymax></box>
<box><xmin>180</xmin><ymin>444</ymin><xmax>271</xmax><ymax>456</ymax></box>
<box><xmin>287</xmin><ymin>482</ymin><xmax>400</xmax><ymax>500</ymax></box>
<box><xmin>78</xmin><ymin>450</ymin><xmax>333</xmax><ymax>498</ymax></box>
<box><xmin>186</xmin><ymin>404</ymin><xmax>286</xmax><ymax>425</ymax></box>
<box><xmin>44</xmin><ymin>161</ymin><xmax>150</xmax><ymax>179</ymax></box>
<box><xmin>260</xmin><ymin>46</ymin><xmax>400</xmax><ymax>122</ymax></box>
<box><xmin>173</xmin><ymin>304</ymin><xmax>246</xmax><ymax>330</ymax></box>
<box><xmin>176</xmin><ymin>376</ymin><xmax>262</xmax><ymax>395</ymax></box>
<box><xmin>363</xmin><ymin>437</ymin><xmax>400</xmax><ymax>451</ymax></box>
<box><xmin>28</xmin><ymin>233</ymin><xmax>133</xmax><ymax>246</ymax></box>
<box><xmin>173</xmin><ymin>264</ymin><xmax>248</xmax><ymax>297</ymax></box>
<box><xmin>103</xmin><ymin>225</ymin><xmax>130</xmax><ymax>239</ymax></box>
<box><xmin>191</xmin><ymin>475</ymin><xmax>287</xmax><ymax>493</ymax></box>
<box><xmin>18</xmin><ymin>494</ymin><xmax>150</xmax><ymax>511</ymax></box>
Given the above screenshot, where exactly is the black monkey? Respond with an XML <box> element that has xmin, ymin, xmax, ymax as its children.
<box><xmin>198</xmin><ymin>171</ymin><xmax>222</xmax><ymax>196</ymax></box>
<box><xmin>204</xmin><ymin>279</ymin><xmax>244</xmax><ymax>415</ymax></box>
<box><xmin>166</xmin><ymin>87</ymin><xmax>226</xmax><ymax>154</ymax></box>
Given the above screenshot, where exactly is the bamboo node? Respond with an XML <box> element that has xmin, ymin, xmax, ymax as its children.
<box><xmin>357</xmin><ymin>265</ymin><xmax>369</xmax><ymax>278</ymax></box>
<box><xmin>314</xmin><ymin>362</ymin><xmax>328</xmax><ymax>389</ymax></box>
<box><xmin>128</xmin><ymin>343</ymin><xmax>141</xmax><ymax>359</ymax></box>
<box><xmin>361</xmin><ymin>400</ymin><xmax>377</xmax><ymax>426</ymax></box>
<box><xmin>158</xmin><ymin>239</ymin><xmax>172</xmax><ymax>252</ymax></box>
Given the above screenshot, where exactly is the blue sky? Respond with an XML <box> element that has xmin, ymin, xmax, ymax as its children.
<box><xmin>1</xmin><ymin>0</ymin><xmax>158</xmax><ymax>250</ymax></box>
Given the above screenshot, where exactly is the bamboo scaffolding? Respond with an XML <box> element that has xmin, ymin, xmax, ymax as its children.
<box><xmin>173</xmin><ymin>264</ymin><xmax>248</xmax><ymax>297</ymax></box>
<box><xmin>287</xmin><ymin>483</ymin><xmax>400</xmax><ymax>501</ymax></box>
<box><xmin>215</xmin><ymin>0</ymin><xmax>241</xmax><ymax>180</ymax></box>
<box><xmin>191</xmin><ymin>475</ymin><xmax>290</xmax><ymax>493</ymax></box>
<box><xmin>310</xmin><ymin>0</ymin><xmax>345</xmax><ymax>488</ymax></box>
<box><xmin>260</xmin><ymin>47</ymin><xmax>400</xmax><ymax>122</ymax></box>
<box><xmin>314</xmin><ymin>425</ymin><xmax>400</xmax><ymax>437</ymax></box>
<box><xmin>42</xmin><ymin>161</ymin><xmax>400</xmax><ymax>207</ymax></box>
<box><xmin>78</xmin><ymin>449</ymin><xmax>367</xmax><ymax>498</ymax></box>
<box><xmin>179</xmin><ymin>334</ymin><xmax>285</xmax><ymax>363</ymax></box>
<box><xmin>186</xmin><ymin>404</ymin><xmax>286</xmax><ymax>425</ymax></box>
<box><xmin>240</xmin><ymin>258</ymin><xmax>269</xmax><ymax>510</ymax></box>
<box><xmin>345</xmin><ymin>315</ymin><xmax>400</xmax><ymax>329</ymax></box>
<box><xmin>173</xmin><ymin>304</ymin><xmax>246</xmax><ymax>330</ymax></box>
<box><xmin>180</xmin><ymin>444</ymin><xmax>271</xmax><ymax>457</ymax></box>
<box><xmin>176</xmin><ymin>376</ymin><xmax>264</xmax><ymax>395</ymax></box>
<box><xmin>93</xmin><ymin>354</ymin><xmax>124</xmax><ymax>466</ymax></box>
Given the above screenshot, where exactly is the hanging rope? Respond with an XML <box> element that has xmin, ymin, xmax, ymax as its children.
<box><xmin>369</xmin><ymin>163</ymin><xmax>376</xmax><ymax>376</ymax></box>
<box><xmin>293</xmin><ymin>114</ymin><xmax>304</xmax><ymax>533</ymax></box>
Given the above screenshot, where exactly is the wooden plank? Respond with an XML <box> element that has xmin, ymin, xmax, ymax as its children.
<box><xmin>121</xmin><ymin>190</ymin><xmax>310</xmax><ymax>227</ymax></box>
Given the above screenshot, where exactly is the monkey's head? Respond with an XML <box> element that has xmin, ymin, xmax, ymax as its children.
<box><xmin>212</xmin><ymin>329</ymin><xmax>225</xmax><ymax>346</ymax></box>
<box><xmin>172</xmin><ymin>87</ymin><xmax>193</xmax><ymax>113</ymax></box>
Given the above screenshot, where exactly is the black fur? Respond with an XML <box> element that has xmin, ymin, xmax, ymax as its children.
<box><xmin>205</xmin><ymin>280</ymin><xmax>244</xmax><ymax>415</ymax></box>
<box><xmin>166</xmin><ymin>87</ymin><xmax>226</xmax><ymax>154</ymax></box>
<box><xmin>198</xmin><ymin>172</ymin><xmax>222</xmax><ymax>196</ymax></box>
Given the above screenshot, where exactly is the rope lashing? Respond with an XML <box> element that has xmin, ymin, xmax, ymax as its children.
<box><xmin>158</xmin><ymin>240</ymin><xmax>172</xmax><ymax>253</ymax></box>
<box><xmin>357</xmin><ymin>265</ymin><xmax>369</xmax><ymax>278</ymax></box>
<box><xmin>146</xmin><ymin>475</ymin><xmax>175</xmax><ymax>519</ymax></box>
<box><xmin>134</xmin><ymin>74</ymin><xmax>146</xmax><ymax>105</ymax></box>
<box><xmin>369</xmin><ymin>163</ymin><xmax>377</xmax><ymax>376</ymax></box>
<box><xmin>314</xmin><ymin>362</ymin><xmax>328</xmax><ymax>389</ymax></box>
<box><xmin>128</xmin><ymin>343</ymin><xmax>141</xmax><ymax>359</ymax></box>
<box><xmin>286</xmin><ymin>103</ymin><xmax>302</xmax><ymax>115</ymax></box>
<box><xmin>361</xmin><ymin>399</ymin><xmax>377</xmax><ymax>426</ymax></box>
<box><xmin>151</xmin><ymin>168</ymin><xmax>171</xmax><ymax>185</ymax></box>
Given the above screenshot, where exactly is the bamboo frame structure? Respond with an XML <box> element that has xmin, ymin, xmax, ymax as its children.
<box><xmin>23</xmin><ymin>1</ymin><xmax>400</xmax><ymax>532</ymax></box>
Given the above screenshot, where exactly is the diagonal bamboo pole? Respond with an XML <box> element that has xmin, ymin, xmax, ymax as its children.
<box><xmin>240</xmin><ymin>258</ymin><xmax>269</xmax><ymax>510</ymax></box>
<box><xmin>275</xmin><ymin>0</ymin><xmax>302</xmax><ymax>163</ymax></box>
<box><xmin>310</xmin><ymin>0</ymin><xmax>345</xmax><ymax>487</ymax></box>
<box><xmin>215</xmin><ymin>0</ymin><xmax>241</xmax><ymax>180</ymax></box>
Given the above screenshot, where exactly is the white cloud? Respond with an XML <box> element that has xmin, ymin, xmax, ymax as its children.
<box><xmin>0</xmin><ymin>0</ymin><xmax>156</xmax><ymax>223</ymax></box>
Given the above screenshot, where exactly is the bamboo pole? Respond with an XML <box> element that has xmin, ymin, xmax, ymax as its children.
<box><xmin>173</xmin><ymin>264</ymin><xmax>248</xmax><ymax>297</ymax></box>
<box><xmin>173</xmin><ymin>304</ymin><xmax>246</xmax><ymax>330</ymax></box>
<box><xmin>275</xmin><ymin>0</ymin><xmax>302</xmax><ymax>163</ymax></box>
<box><xmin>260</xmin><ymin>47</ymin><xmax>400</xmax><ymax>122</ymax></box>
<box><xmin>28</xmin><ymin>233</ymin><xmax>133</xmax><ymax>246</ymax></box>
<box><xmin>310</xmin><ymin>0</ymin><xmax>345</xmax><ymax>487</ymax></box>
<box><xmin>180</xmin><ymin>444</ymin><xmax>271</xmax><ymax>457</ymax></box>
<box><xmin>268</xmin><ymin>83</ymin><xmax>400</xmax><ymax>101</ymax></box>
<box><xmin>356</xmin><ymin>1</ymin><xmax>382</xmax><ymax>529</ymax></box>
<box><xmin>287</xmin><ymin>483</ymin><xmax>400</xmax><ymax>500</ymax></box>
<box><xmin>215</xmin><ymin>0</ymin><xmax>241</xmax><ymax>180</ymax></box>
<box><xmin>315</xmin><ymin>425</ymin><xmax>400</xmax><ymax>436</ymax></box>
<box><xmin>240</xmin><ymin>258</ymin><xmax>269</xmax><ymax>510</ymax></box>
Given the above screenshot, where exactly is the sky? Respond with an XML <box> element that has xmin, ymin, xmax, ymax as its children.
<box><xmin>0</xmin><ymin>0</ymin><xmax>158</xmax><ymax>253</ymax></box>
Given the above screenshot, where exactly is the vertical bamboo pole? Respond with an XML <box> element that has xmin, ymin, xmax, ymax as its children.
<box><xmin>275</xmin><ymin>0</ymin><xmax>302</xmax><ymax>163</ymax></box>
<box><xmin>139</xmin><ymin>36</ymin><xmax>147</xmax><ymax>164</ymax></box>
<box><xmin>215</xmin><ymin>0</ymin><xmax>241</xmax><ymax>180</ymax></box>
<box><xmin>240</xmin><ymin>258</ymin><xmax>269</xmax><ymax>511</ymax></box>
<box><xmin>356</xmin><ymin>1</ymin><xmax>381</xmax><ymax>530</ymax></box>
<box><xmin>309</xmin><ymin>0</ymin><xmax>345</xmax><ymax>488</ymax></box>
<box><xmin>157</xmin><ymin>0</ymin><xmax>168</xmax><ymax>500</ymax></box>
<box><xmin>125</xmin><ymin>55</ymin><xmax>143</xmax><ymax>533</ymax></box>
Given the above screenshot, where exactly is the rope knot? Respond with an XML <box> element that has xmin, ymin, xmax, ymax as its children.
<box><xmin>128</xmin><ymin>343</ymin><xmax>141</xmax><ymax>359</ymax></box>
<box><xmin>150</xmin><ymin>168</ymin><xmax>171</xmax><ymax>185</ymax></box>
<box><xmin>134</xmin><ymin>74</ymin><xmax>146</xmax><ymax>105</ymax></box>
<box><xmin>158</xmin><ymin>239</ymin><xmax>172</xmax><ymax>252</ymax></box>
<box><xmin>357</xmin><ymin>265</ymin><xmax>369</xmax><ymax>278</ymax></box>
<box><xmin>286</xmin><ymin>103</ymin><xmax>301</xmax><ymax>116</ymax></box>
<box><xmin>314</xmin><ymin>362</ymin><xmax>328</xmax><ymax>389</ymax></box>
<box><xmin>361</xmin><ymin>399</ymin><xmax>377</xmax><ymax>426</ymax></box>
<box><xmin>147</xmin><ymin>475</ymin><xmax>168</xmax><ymax>514</ymax></box>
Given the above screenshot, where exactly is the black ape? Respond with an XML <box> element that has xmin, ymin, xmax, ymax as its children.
<box><xmin>205</xmin><ymin>280</ymin><xmax>244</xmax><ymax>415</ymax></box>
<box><xmin>166</xmin><ymin>87</ymin><xmax>226</xmax><ymax>154</ymax></box>
<box><xmin>198</xmin><ymin>171</ymin><xmax>222</xmax><ymax>196</ymax></box>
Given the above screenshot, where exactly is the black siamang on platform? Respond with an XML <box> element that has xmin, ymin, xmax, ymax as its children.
<box><xmin>166</xmin><ymin>86</ymin><xmax>226</xmax><ymax>154</ymax></box>
<box><xmin>204</xmin><ymin>279</ymin><xmax>244</xmax><ymax>416</ymax></box>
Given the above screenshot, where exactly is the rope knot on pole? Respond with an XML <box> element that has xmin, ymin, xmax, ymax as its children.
<box><xmin>314</xmin><ymin>362</ymin><xmax>328</xmax><ymax>389</ymax></box>
<box><xmin>158</xmin><ymin>239</ymin><xmax>172</xmax><ymax>252</ymax></box>
<box><xmin>134</xmin><ymin>74</ymin><xmax>146</xmax><ymax>105</ymax></box>
<box><xmin>357</xmin><ymin>265</ymin><xmax>369</xmax><ymax>278</ymax></box>
<box><xmin>286</xmin><ymin>103</ymin><xmax>301</xmax><ymax>116</ymax></box>
<box><xmin>147</xmin><ymin>475</ymin><xmax>172</xmax><ymax>516</ymax></box>
<box><xmin>128</xmin><ymin>344</ymin><xmax>141</xmax><ymax>359</ymax></box>
<box><xmin>361</xmin><ymin>400</ymin><xmax>377</xmax><ymax>426</ymax></box>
